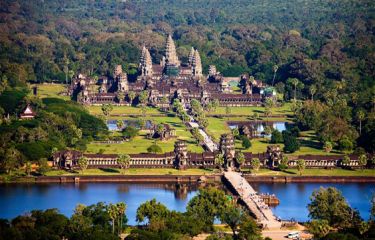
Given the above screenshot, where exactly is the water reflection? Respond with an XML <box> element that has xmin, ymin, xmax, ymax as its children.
<box><xmin>0</xmin><ymin>182</ymin><xmax>373</xmax><ymax>224</ymax></box>
<box><xmin>227</xmin><ymin>121</ymin><xmax>291</xmax><ymax>137</ymax></box>
<box><xmin>107</xmin><ymin>120</ymin><xmax>153</xmax><ymax>131</ymax></box>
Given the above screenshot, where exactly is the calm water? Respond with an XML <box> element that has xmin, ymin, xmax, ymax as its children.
<box><xmin>228</xmin><ymin>121</ymin><xmax>290</xmax><ymax>137</ymax></box>
<box><xmin>0</xmin><ymin>182</ymin><xmax>373</xmax><ymax>224</ymax></box>
<box><xmin>107</xmin><ymin>120</ymin><xmax>153</xmax><ymax>131</ymax></box>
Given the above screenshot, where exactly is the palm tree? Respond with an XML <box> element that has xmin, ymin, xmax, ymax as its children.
<box><xmin>117</xmin><ymin>92</ymin><xmax>125</xmax><ymax>104</ymax></box>
<box><xmin>215</xmin><ymin>153</ymin><xmax>225</xmax><ymax>169</ymax></box>
<box><xmin>309</xmin><ymin>85</ymin><xmax>317</xmax><ymax>101</ymax></box>
<box><xmin>251</xmin><ymin>158</ymin><xmax>260</xmax><ymax>171</ymax></box>
<box><xmin>356</xmin><ymin>110</ymin><xmax>365</xmax><ymax>135</ymax></box>
<box><xmin>297</xmin><ymin>159</ymin><xmax>305</xmax><ymax>175</ymax></box>
<box><xmin>117</xmin><ymin>154</ymin><xmax>131</xmax><ymax>174</ymax></box>
<box><xmin>78</xmin><ymin>157</ymin><xmax>88</xmax><ymax>174</ymax></box>
<box><xmin>287</xmin><ymin>78</ymin><xmax>300</xmax><ymax>101</ymax></box>
<box><xmin>116</xmin><ymin>202</ymin><xmax>127</xmax><ymax>234</ymax></box>
<box><xmin>272</xmin><ymin>65</ymin><xmax>278</xmax><ymax>86</ymax></box>
<box><xmin>128</xmin><ymin>91</ymin><xmax>136</xmax><ymax>105</ymax></box>
<box><xmin>108</xmin><ymin>204</ymin><xmax>118</xmax><ymax>234</ymax></box>
<box><xmin>235</xmin><ymin>152</ymin><xmax>245</xmax><ymax>170</ymax></box>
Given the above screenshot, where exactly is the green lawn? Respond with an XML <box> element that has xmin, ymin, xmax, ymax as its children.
<box><xmin>248</xmin><ymin>168</ymin><xmax>375</xmax><ymax>177</ymax></box>
<box><xmin>210</xmin><ymin>103</ymin><xmax>293</xmax><ymax>116</ymax></box>
<box><xmin>30</xmin><ymin>84</ymin><xmax>70</xmax><ymax>100</ymax></box>
<box><xmin>45</xmin><ymin>168</ymin><xmax>217</xmax><ymax>176</ymax></box>
<box><xmin>87</xmin><ymin>116</ymin><xmax>204</xmax><ymax>154</ymax></box>
<box><xmin>87</xmin><ymin>105</ymin><xmax>164</xmax><ymax>116</ymax></box>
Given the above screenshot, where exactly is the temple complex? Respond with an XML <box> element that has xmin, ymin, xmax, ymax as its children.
<box><xmin>70</xmin><ymin>35</ymin><xmax>274</xmax><ymax>107</ymax></box>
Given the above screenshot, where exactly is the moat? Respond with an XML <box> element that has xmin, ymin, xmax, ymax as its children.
<box><xmin>0</xmin><ymin>182</ymin><xmax>373</xmax><ymax>225</ymax></box>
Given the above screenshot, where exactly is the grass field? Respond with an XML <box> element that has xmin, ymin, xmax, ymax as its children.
<box><xmin>87</xmin><ymin>115</ymin><xmax>204</xmax><ymax>154</ymax></box>
<box><xmin>30</xmin><ymin>83</ymin><xmax>70</xmax><ymax>100</ymax></box>
<box><xmin>87</xmin><ymin>105</ymin><xmax>165</xmax><ymax>116</ymax></box>
<box><xmin>248</xmin><ymin>168</ymin><xmax>375</xmax><ymax>177</ymax></box>
<box><xmin>210</xmin><ymin>103</ymin><xmax>293</xmax><ymax>116</ymax></box>
<box><xmin>45</xmin><ymin>168</ymin><xmax>217</xmax><ymax>176</ymax></box>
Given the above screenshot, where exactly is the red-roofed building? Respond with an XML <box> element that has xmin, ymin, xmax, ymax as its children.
<box><xmin>20</xmin><ymin>105</ymin><xmax>36</xmax><ymax>119</ymax></box>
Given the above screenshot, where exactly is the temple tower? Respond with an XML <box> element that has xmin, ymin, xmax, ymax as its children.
<box><xmin>220</xmin><ymin>134</ymin><xmax>235</xmax><ymax>169</ymax></box>
<box><xmin>114</xmin><ymin>65</ymin><xmax>123</xmax><ymax>78</ymax></box>
<box><xmin>208</xmin><ymin>65</ymin><xmax>217</xmax><ymax>77</ymax></box>
<box><xmin>117</xmin><ymin>73</ymin><xmax>128</xmax><ymax>92</ymax></box>
<box><xmin>174</xmin><ymin>140</ymin><xmax>188</xmax><ymax>170</ymax></box>
<box><xmin>139</xmin><ymin>46</ymin><xmax>153</xmax><ymax>77</ymax></box>
<box><xmin>165</xmin><ymin>35</ymin><xmax>180</xmax><ymax>66</ymax></box>
<box><xmin>192</xmin><ymin>49</ymin><xmax>202</xmax><ymax>77</ymax></box>
<box><xmin>188</xmin><ymin>47</ymin><xmax>195</xmax><ymax>66</ymax></box>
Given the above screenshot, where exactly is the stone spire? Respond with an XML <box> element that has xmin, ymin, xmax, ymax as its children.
<box><xmin>192</xmin><ymin>49</ymin><xmax>202</xmax><ymax>77</ymax></box>
<box><xmin>188</xmin><ymin>47</ymin><xmax>195</xmax><ymax>66</ymax></box>
<box><xmin>139</xmin><ymin>46</ymin><xmax>153</xmax><ymax>77</ymax></box>
<box><xmin>165</xmin><ymin>34</ymin><xmax>180</xmax><ymax>66</ymax></box>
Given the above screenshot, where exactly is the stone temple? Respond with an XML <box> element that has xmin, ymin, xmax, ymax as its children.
<box><xmin>70</xmin><ymin>35</ymin><xmax>275</xmax><ymax>107</ymax></box>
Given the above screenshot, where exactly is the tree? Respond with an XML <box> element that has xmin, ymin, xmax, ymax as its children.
<box><xmin>323</xmin><ymin>141</ymin><xmax>333</xmax><ymax>153</ymax></box>
<box><xmin>1</xmin><ymin>147</ymin><xmax>22</xmax><ymax>174</ymax></box>
<box><xmin>283</xmin><ymin>131</ymin><xmax>300</xmax><ymax>153</ymax></box>
<box><xmin>278</xmin><ymin>155</ymin><xmax>289</xmax><ymax>171</ymax></box>
<box><xmin>117</xmin><ymin>154</ymin><xmax>131</xmax><ymax>174</ymax></box>
<box><xmin>122</xmin><ymin>126</ymin><xmax>139</xmax><ymax>140</ymax></box>
<box><xmin>342</xmin><ymin>155</ymin><xmax>350</xmax><ymax>167</ymax></box>
<box><xmin>297</xmin><ymin>159</ymin><xmax>305</xmax><ymax>175</ymax></box>
<box><xmin>270</xmin><ymin>129</ymin><xmax>283</xmax><ymax>143</ymax></box>
<box><xmin>128</xmin><ymin>91</ymin><xmax>136</xmax><ymax>105</ymax></box>
<box><xmin>308</xmin><ymin>187</ymin><xmax>356</xmax><ymax>228</ymax></box>
<box><xmin>116</xmin><ymin>120</ymin><xmax>124</xmax><ymax>131</ymax></box>
<box><xmin>78</xmin><ymin>157</ymin><xmax>88</xmax><ymax>174</ymax></box>
<box><xmin>116</xmin><ymin>92</ymin><xmax>125</xmax><ymax>103</ymax></box>
<box><xmin>272</xmin><ymin>65</ymin><xmax>278</xmax><ymax>86</ymax></box>
<box><xmin>25</xmin><ymin>161</ymin><xmax>32</xmax><ymax>176</ymax></box>
<box><xmin>356</xmin><ymin>110</ymin><xmax>365</xmax><ymax>135</ymax></box>
<box><xmin>307</xmin><ymin>219</ymin><xmax>331</xmax><ymax>239</ymax></box>
<box><xmin>235</xmin><ymin>152</ymin><xmax>245</xmax><ymax>170</ymax></box>
<box><xmin>287</xmin><ymin>78</ymin><xmax>300</xmax><ymax>101</ymax></box>
<box><xmin>136</xmin><ymin>199</ymin><xmax>169</xmax><ymax>231</ymax></box>
<box><xmin>220</xmin><ymin>204</ymin><xmax>242</xmax><ymax>237</ymax></box>
<box><xmin>147</xmin><ymin>144</ymin><xmax>162</xmax><ymax>153</ymax></box>
<box><xmin>187</xmin><ymin>188</ymin><xmax>229</xmax><ymax>231</ymax></box>
<box><xmin>232</xmin><ymin>127</ymin><xmax>239</xmax><ymax>139</ymax></box>
<box><xmin>107</xmin><ymin>203</ymin><xmax>118</xmax><ymax>234</ymax></box>
<box><xmin>215</xmin><ymin>153</ymin><xmax>224</xmax><ymax>168</ymax></box>
<box><xmin>358</xmin><ymin>154</ymin><xmax>368</xmax><ymax>169</ymax></box>
<box><xmin>241</xmin><ymin>136</ymin><xmax>251</xmax><ymax>149</ymax></box>
<box><xmin>338</xmin><ymin>136</ymin><xmax>354</xmax><ymax>152</ymax></box>
<box><xmin>138</xmin><ymin>91</ymin><xmax>149</xmax><ymax>106</ymax></box>
<box><xmin>116</xmin><ymin>202</ymin><xmax>127</xmax><ymax>234</ymax></box>
<box><xmin>251</xmin><ymin>158</ymin><xmax>261</xmax><ymax>171</ymax></box>
<box><xmin>101</xmin><ymin>104</ymin><xmax>113</xmax><ymax>118</ymax></box>
<box><xmin>38</xmin><ymin>158</ymin><xmax>50</xmax><ymax>176</ymax></box>
<box><xmin>309</xmin><ymin>85</ymin><xmax>317</xmax><ymax>101</ymax></box>
<box><xmin>238</xmin><ymin>214</ymin><xmax>262</xmax><ymax>240</ymax></box>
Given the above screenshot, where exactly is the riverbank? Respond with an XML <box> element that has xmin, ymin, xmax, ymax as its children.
<box><xmin>1</xmin><ymin>173</ymin><xmax>375</xmax><ymax>184</ymax></box>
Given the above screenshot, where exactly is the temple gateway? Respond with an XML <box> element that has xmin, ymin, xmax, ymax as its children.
<box><xmin>70</xmin><ymin>35</ymin><xmax>275</xmax><ymax>107</ymax></box>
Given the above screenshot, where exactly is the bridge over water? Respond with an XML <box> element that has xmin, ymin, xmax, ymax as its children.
<box><xmin>223</xmin><ymin>171</ymin><xmax>282</xmax><ymax>229</ymax></box>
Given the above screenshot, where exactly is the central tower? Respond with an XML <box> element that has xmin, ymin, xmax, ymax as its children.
<box><xmin>165</xmin><ymin>34</ymin><xmax>180</xmax><ymax>66</ymax></box>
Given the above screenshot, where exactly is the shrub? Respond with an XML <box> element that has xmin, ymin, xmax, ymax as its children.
<box><xmin>147</xmin><ymin>144</ymin><xmax>162</xmax><ymax>153</ymax></box>
<box><xmin>270</xmin><ymin>129</ymin><xmax>283</xmax><ymax>143</ymax></box>
<box><xmin>241</xmin><ymin>136</ymin><xmax>251</xmax><ymax>149</ymax></box>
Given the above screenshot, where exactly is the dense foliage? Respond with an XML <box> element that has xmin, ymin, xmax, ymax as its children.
<box><xmin>0</xmin><ymin>88</ymin><xmax>108</xmax><ymax>174</ymax></box>
<box><xmin>307</xmin><ymin>187</ymin><xmax>375</xmax><ymax>239</ymax></box>
<box><xmin>0</xmin><ymin>188</ymin><xmax>264</xmax><ymax>240</ymax></box>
